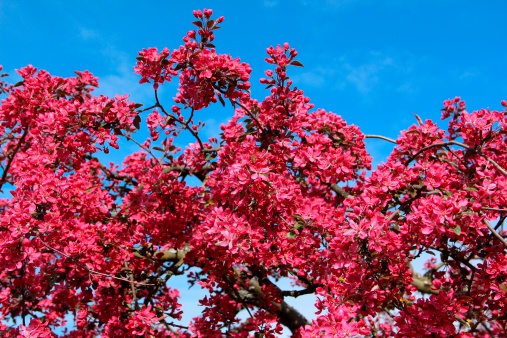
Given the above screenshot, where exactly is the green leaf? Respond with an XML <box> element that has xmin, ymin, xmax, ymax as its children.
<box><xmin>286</xmin><ymin>231</ymin><xmax>297</xmax><ymax>239</ymax></box>
<box><xmin>290</xmin><ymin>60</ymin><xmax>304</xmax><ymax>67</ymax></box>
<box><xmin>152</xmin><ymin>147</ymin><xmax>164</xmax><ymax>152</ymax></box>
<box><xmin>452</xmin><ymin>225</ymin><xmax>461</xmax><ymax>236</ymax></box>
<box><xmin>293</xmin><ymin>220</ymin><xmax>306</xmax><ymax>230</ymax></box>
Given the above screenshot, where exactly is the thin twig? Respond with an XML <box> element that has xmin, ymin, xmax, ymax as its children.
<box><xmin>166</xmin><ymin>322</ymin><xmax>189</xmax><ymax>330</ymax></box>
<box><xmin>482</xmin><ymin>207</ymin><xmax>507</xmax><ymax>213</ymax></box>
<box><xmin>125</xmin><ymin>260</ymin><xmax>139</xmax><ymax>310</ymax></box>
<box><xmin>405</xmin><ymin>140</ymin><xmax>507</xmax><ymax>177</ymax></box>
<box><xmin>39</xmin><ymin>239</ymin><xmax>156</xmax><ymax>286</ymax></box>
<box><xmin>231</xmin><ymin>99</ymin><xmax>263</xmax><ymax>131</ymax></box>
<box><xmin>364</xmin><ymin>134</ymin><xmax>397</xmax><ymax>144</ymax></box>
<box><xmin>484</xmin><ymin>219</ymin><xmax>507</xmax><ymax>248</ymax></box>
<box><xmin>223</xmin><ymin>274</ymin><xmax>255</xmax><ymax>320</ymax></box>
<box><xmin>153</xmin><ymin>90</ymin><xmax>205</xmax><ymax>150</ymax></box>
<box><xmin>121</xmin><ymin>132</ymin><xmax>163</xmax><ymax>166</ymax></box>
<box><xmin>280</xmin><ymin>286</ymin><xmax>318</xmax><ymax>298</ymax></box>
<box><xmin>138</xmin><ymin>104</ymin><xmax>158</xmax><ymax>113</ymax></box>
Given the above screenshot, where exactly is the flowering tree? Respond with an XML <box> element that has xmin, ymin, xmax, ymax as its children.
<box><xmin>1</xmin><ymin>9</ymin><xmax>507</xmax><ymax>337</ymax></box>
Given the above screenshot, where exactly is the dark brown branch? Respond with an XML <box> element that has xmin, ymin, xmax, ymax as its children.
<box><xmin>164</xmin><ymin>164</ymin><xmax>214</xmax><ymax>182</ymax></box>
<box><xmin>85</xmin><ymin>155</ymin><xmax>139</xmax><ymax>187</ymax></box>
<box><xmin>245</xmin><ymin>278</ymin><xmax>311</xmax><ymax>333</ymax></box>
<box><xmin>0</xmin><ymin>128</ymin><xmax>28</xmax><ymax>191</ymax></box>
<box><xmin>121</xmin><ymin>131</ymin><xmax>163</xmax><ymax>166</ymax></box>
<box><xmin>231</xmin><ymin>99</ymin><xmax>264</xmax><ymax>132</ymax></box>
<box><xmin>484</xmin><ymin>219</ymin><xmax>507</xmax><ymax>248</ymax></box>
<box><xmin>280</xmin><ymin>285</ymin><xmax>319</xmax><ymax>298</ymax></box>
<box><xmin>483</xmin><ymin>207</ymin><xmax>507</xmax><ymax>213</ymax></box>
<box><xmin>153</xmin><ymin>89</ymin><xmax>204</xmax><ymax>150</ymax></box>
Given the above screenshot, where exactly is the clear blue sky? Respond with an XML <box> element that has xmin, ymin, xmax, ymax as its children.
<box><xmin>1</xmin><ymin>0</ymin><xmax>506</xmax><ymax>333</ymax></box>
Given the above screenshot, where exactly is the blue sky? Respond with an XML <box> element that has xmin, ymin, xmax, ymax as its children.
<box><xmin>2</xmin><ymin>1</ymin><xmax>506</xmax><ymax>157</ymax></box>
<box><xmin>1</xmin><ymin>0</ymin><xmax>506</xmax><ymax>334</ymax></box>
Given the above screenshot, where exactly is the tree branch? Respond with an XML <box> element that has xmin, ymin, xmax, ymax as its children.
<box><xmin>411</xmin><ymin>269</ymin><xmax>439</xmax><ymax>295</ymax></box>
<box><xmin>326</xmin><ymin>182</ymin><xmax>351</xmax><ymax>198</ymax></box>
<box><xmin>405</xmin><ymin>140</ymin><xmax>507</xmax><ymax>178</ymax></box>
<box><xmin>484</xmin><ymin>219</ymin><xmax>507</xmax><ymax>247</ymax></box>
<box><xmin>245</xmin><ymin>277</ymin><xmax>311</xmax><ymax>333</ymax></box>
<box><xmin>0</xmin><ymin>128</ymin><xmax>28</xmax><ymax>191</ymax></box>
<box><xmin>39</xmin><ymin>239</ymin><xmax>155</xmax><ymax>286</ymax></box>
<box><xmin>364</xmin><ymin>134</ymin><xmax>397</xmax><ymax>144</ymax></box>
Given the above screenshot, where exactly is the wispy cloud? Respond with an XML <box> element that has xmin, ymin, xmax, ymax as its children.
<box><xmin>293</xmin><ymin>72</ymin><xmax>324</xmax><ymax>88</ymax></box>
<box><xmin>78</xmin><ymin>27</ymin><xmax>99</xmax><ymax>41</ymax></box>
<box><xmin>333</xmin><ymin>50</ymin><xmax>422</xmax><ymax>95</ymax></box>
<box><xmin>264</xmin><ymin>0</ymin><xmax>279</xmax><ymax>8</ymax></box>
<box><xmin>457</xmin><ymin>69</ymin><xmax>480</xmax><ymax>80</ymax></box>
<box><xmin>292</xmin><ymin>50</ymin><xmax>421</xmax><ymax>96</ymax></box>
<box><xmin>344</xmin><ymin>54</ymin><xmax>393</xmax><ymax>93</ymax></box>
<box><xmin>299</xmin><ymin>0</ymin><xmax>360</xmax><ymax>9</ymax></box>
<box><xmin>75</xmin><ymin>26</ymin><xmax>154</xmax><ymax>103</ymax></box>
<box><xmin>96</xmin><ymin>52</ymin><xmax>153</xmax><ymax>103</ymax></box>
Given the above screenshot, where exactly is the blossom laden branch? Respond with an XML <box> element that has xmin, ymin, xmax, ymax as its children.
<box><xmin>39</xmin><ymin>240</ymin><xmax>156</xmax><ymax>286</ymax></box>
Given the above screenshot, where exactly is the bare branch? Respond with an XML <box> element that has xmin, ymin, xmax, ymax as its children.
<box><xmin>405</xmin><ymin>140</ymin><xmax>507</xmax><ymax>178</ymax></box>
<box><xmin>484</xmin><ymin>219</ymin><xmax>507</xmax><ymax>248</ymax></box>
<box><xmin>364</xmin><ymin>134</ymin><xmax>397</xmax><ymax>144</ymax></box>
<box><xmin>121</xmin><ymin>131</ymin><xmax>163</xmax><ymax>166</ymax></box>
<box><xmin>482</xmin><ymin>207</ymin><xmax>507</xmax><ymax>213</ymax></box>
<box><xmin>280</xmin><ymin>286</ymin><xmax>318</xmax><ymax>298</ymax></box>
<box><xmin>231</xmin><ymin>99</ymin><xmax>264</xmax><ymax>131</ymax></box>
<box><xmin>326</xmin><ymin>183</ymin><xmax>350</xmax><ymax>198</ymax></box>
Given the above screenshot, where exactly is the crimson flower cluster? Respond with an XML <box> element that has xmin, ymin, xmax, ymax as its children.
<box><xmin>1</xmin><ymin>8</ymin><xmax>507</xmax><ymax>337</ymax></box>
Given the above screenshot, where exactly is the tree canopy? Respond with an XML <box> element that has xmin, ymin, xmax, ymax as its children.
<box><xmin>1</xmin><ymin>8</ymin><xmax>507</xmax><ymax>337</ymax></box>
